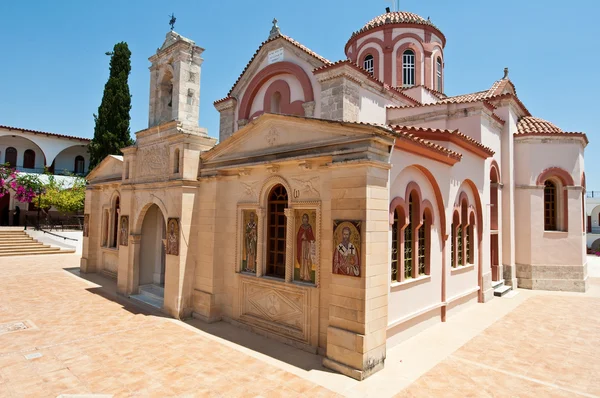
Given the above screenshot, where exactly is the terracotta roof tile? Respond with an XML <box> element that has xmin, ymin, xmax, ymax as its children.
<box><xmin>517</xmin><ymin>116</ymin><xmax>563</xmax><ymax>134</ymax></box>
<box><xmin>350</xmin><ymin>11</ymin><xmax>445</xmax><ymax>44</ymax></box>
<box><xmin>390</xmin><ymin>125</ymin><xmax>462</xmax><ymax>160</ymax></box>
<box><xmin>313</xmin><ymin>60</ymin><xmax>420</xmax><ymax>106</ymax></box>
<box><xmin>227</xmin><ymin>34</ymin><xmax>331</xmax><ymax>96</ymax></box>
<box><xmin>0</xmin><ymin>125</ymin><xmax>90</xmax><ymax>142</ymax></box>
<box><xmin>515</xmin><ymin>116</ymin><xmax>588</xmax><ymax>144</ymax></box>
<box><xmin>399</xmin><ymin>126</ymin><xmax>494</xmax><ymax>157</ymax></box>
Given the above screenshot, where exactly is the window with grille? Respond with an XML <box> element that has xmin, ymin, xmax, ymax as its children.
<box><xmin>451</xmin><ymin>222</ymin><xmax>455</xmax><ymax>268</ymax></box>
<box><xmin>544</xmin><ymin>180</ymin><xmax>557</xmax><ymax>230</ymax></box>
<box><xmin>363</xmin><ymin>54</ymin><xmax>374</xmax><ymax>76</ymax></box>
<box><xmin>402</xmin><ymin>50</ymin><xmax>415</xmax><ymax>87</ymax></box>
<box><xmin>110</xmin><ymin>197</ymin><xmax>119</xmax><ymax>248</ymax></box>
<box><xmin>391</xmin><ymin>209</ymin><xmax>399</xmax><ymax>282</ymax></box>
<box><xmin>417</xmin><ymin>213</ymin><xmax>426</xmax><ymax>275</ymax></box>
<box><xmin>436</xmin><ymin>58</ymin><xmax>442</xmax><ymax>91</ymax></box>
<box><xmin>266</xmin><ymin>184</ymin><xmax>288</xmax><ymax>278</ymax></box>
<box><xmin>457</xmin><ymin>225</ymin><xmax>463</xmax><ymax>266</ymax></box>
<box><xmin>466</xmin><ymin>224</ymin><xmax>473</xmax><ymax>264</ymax></box>
<box><xmin>404</xmin><ymin>193</ymin><xmax>414</xmax><ymax>279</ymax></box>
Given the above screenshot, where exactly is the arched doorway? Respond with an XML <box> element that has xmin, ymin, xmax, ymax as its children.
<box><xmin>135</xmin><ymin>204</ymin><xmax>166</xmax><ymax>308</ymax></box>
<box><xmin>0</xmin><ymin>193</ymin><xmax>10</xmax><ymax>226</ymax></box>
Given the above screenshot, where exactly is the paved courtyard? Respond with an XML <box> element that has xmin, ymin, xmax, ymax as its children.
<box><xmin>1</xmin><ymin>254</ymin><xmax>599</xmax><ymax>397</ymax></box>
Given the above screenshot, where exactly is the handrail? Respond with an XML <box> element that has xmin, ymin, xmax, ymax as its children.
<box><xmin>587</xmin><ymin>191</ymin><xmax>600</xmax><ymax>198</ymax></box>
<box><xmin>37</xmin><ymin>228</ymin><xmax>78</xmax><ymax>241</ymax></box>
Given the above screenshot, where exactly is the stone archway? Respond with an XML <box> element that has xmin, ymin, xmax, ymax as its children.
<box><xmin>133</xmin><ymin>203</ymin><xmax>166</xmax><ymax>308</ymax></box>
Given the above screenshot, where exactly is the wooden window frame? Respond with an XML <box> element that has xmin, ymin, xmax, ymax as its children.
<box><xmin>266</xmin><ymin>184</ymin><xmax>288</xmax><ymax>279</ymax></box>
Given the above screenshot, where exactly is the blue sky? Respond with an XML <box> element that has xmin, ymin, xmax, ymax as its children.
<box><xmin>1</xmin><ymin>0</ymin><xmax>598</xmax><ymax>187</ymax></box>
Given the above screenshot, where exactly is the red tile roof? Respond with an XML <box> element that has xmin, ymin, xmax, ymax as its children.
<box><xmin>398</xmin><ymin>126</ymin><xmax>494</xmax><ymax>158</ymax></box>
<box><xmin>390</xmin><ymin>125</ymin><xmax>462</xmax><ymax>161</ymax></box>
<box><xmin>516</xmin><ymin>116</ymin><xmax>588</xmax><ymax>144</ymax></box>
<box><xmin>313</xmin><ymin>60</ymin><xmax>420</xmax><ymax>106</ymax></box>
<box><xmin>0</xmin><ymin>125</ymin><xmax>90</xmax><ymax>142</ymax></box>
<box><xmin>350</xmin><ymin>12</ymin><xmax>445</xmax><ymax>44</ymax></box>
<box><xmin>517</xmin><ymin>116</ymin><xmax>562</xmax><ymax>134</ymax></box>
<box><xmin>227</xmin><ymin>34</ymin><xmax>331</xmax><ymax>96</ymax></box>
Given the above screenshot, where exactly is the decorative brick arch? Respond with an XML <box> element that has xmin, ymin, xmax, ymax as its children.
<box><xmin>536</xmin><ymin>167</ymin><xmax>574</xmax><ymax>186</ymax></box>
<box><xmin>389</xmin><ymin>196</ymin><xmax>409</xmax><ymax>226</ymax></box>
<box><xmin>249</xmin><ymin>79</ymin><xmax>305</xmax><ymax>119</ymax></box>
<box><xmin>239</xmin><ymin>62</ymin><xmax>314</xmax><ymax>121</ymax></box>
<box><xmin>395</xmin><ymin>35</ymin><xmax>424</xmax><ymax>87</ymax></box>
<box><xmin>357</xmin><ymin>46</ymin><xmax>382</xmax><ymax>80</ymax></box>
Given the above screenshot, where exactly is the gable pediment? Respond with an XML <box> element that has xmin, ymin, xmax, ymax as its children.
<box><xmin>87</xmin><ymin>155</ymin><xmax>123</xmax><ymax>183</ymax></box>
<box><xmin>201</xmin><ymin>114</ymin><xmax>393</xmax><ymax>169</ymax></box>
<box><xmin>229</xmin><ymin>35</ymin><xmax>328</xmax><ymax>99</ymax></box>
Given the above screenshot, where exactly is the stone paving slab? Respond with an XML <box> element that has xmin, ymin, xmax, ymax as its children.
<box><xmin>0</xmin><ymin>255</ymin><xmax>340</xmax><ymax>398</ymax></box>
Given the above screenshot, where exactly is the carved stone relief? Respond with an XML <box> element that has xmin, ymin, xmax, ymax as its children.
<box><xmin>266</xmin><ymin>128</ymin><xmax>279</xmax><ymax>147</ymax></box>
<box><xmin>292</xmin><ymin>176</ymin><xmax>320</xmax><ymax>196</ymax></box>
<box><xmin>239</xmin><ymin>278</ymin><xmax>309</xmax><ymax>343</ymax></box>
<box><xmin>136</xmin><ymin>145</ymin><xmax>169</xmax><ymax>180</ymax></box>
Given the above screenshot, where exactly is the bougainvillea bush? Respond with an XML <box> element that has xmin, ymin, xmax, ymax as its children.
<box><xmin>0</xmin><ymin>164</ymin><xmax>42</xmax><ymax>203</ymax></box>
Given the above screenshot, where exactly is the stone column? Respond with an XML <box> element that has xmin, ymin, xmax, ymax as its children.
<box><xmin>215</xmin><ymin>97</ymin><xmax>237</xmax><ymax>143</ymax></box>
<box><xmin>122</xmin><ymin>234</ymin><xmax>142</xmax><ymax>296</ymax></box>
<box><xmin>256</xmin><ymin>207</ymin><xmax>265</xmax><ymax>277</ymax></box>
<box><xmin>284</xmin><ymin>208</ymin><xmax>295</xmax><ymax>283</ymax></box>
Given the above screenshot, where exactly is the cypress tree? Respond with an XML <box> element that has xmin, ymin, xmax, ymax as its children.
<box><xmin>89</xmin><ymin>42</ymin><xmax>134</xmax><ymax>168</ymax></box>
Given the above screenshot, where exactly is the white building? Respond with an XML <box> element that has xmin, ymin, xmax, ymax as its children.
<box><xmin>0</xmin><ymin>124</ymin><xmax>90</xmax><ymax>226</ymax></box>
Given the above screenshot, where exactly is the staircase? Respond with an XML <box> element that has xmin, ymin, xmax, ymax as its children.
<box><xmin>492</xmin><ymin>279</ymin><xmax>512</xmax><ymax>297</ymax></box>
<box><xmin>0</xmin><ymin>228</ymin><xmax>75</xmax><ymax>256</ymax></box>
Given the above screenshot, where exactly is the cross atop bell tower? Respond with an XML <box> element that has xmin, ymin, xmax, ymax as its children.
<box><xmin>147</xmin><ymin>28</ymin><xmax>206</xmax><ymax>134</ymax></box>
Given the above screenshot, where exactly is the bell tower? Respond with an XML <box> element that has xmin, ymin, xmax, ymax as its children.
<box><xmin>148</xmin><ymin>30</ymin><xmax>205</xmax><ymax>131</ymax></box>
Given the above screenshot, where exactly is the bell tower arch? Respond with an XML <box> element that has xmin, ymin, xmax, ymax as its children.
<box><xmin>148</xmin><ymin>31</ymin><xmax>204</xmax><ymax>129</ymax></box>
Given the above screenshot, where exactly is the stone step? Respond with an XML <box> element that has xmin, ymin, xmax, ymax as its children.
<box><xmin>494</xmin><ymin>284</ymin><xmax>512</xmax><ymax>297</ymax></box>
<box><xmin>0</xmin><ymin>234</ymin><xmax>30</xmax><ymax>238</ymax></box>
<box><xmin>139</xmin><ymin>284</ymin><xmax>165</xmax><ymax>300</ymax></box>
<box><xmin>0</xmin><ymin>238</ymin><xmax>35</xmax><ymax>242</ymax></box>
<box><xmin>491</xmin><ymin>279</ymin><xmax>505</xmax><ymax>290</ymax></box>
<box><xmin>0</xmin><ymin>241</ymin><xmax>43</xmax><ymax>247</ymax></box>
<box><xmin>0</xmin><ymin>249</ymin><xmax>75</xmax><ymax>257</ymax></box>
<box><xmin>0</xmin><ymin>245</ymin><xmax>53</xmax><ymax>253</ymax></box>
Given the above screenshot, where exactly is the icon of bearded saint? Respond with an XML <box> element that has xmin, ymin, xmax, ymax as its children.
<box><xmin>333</xmin><ymin>226</ymin><xmax>360</xmax><ymax>276</ymax></box>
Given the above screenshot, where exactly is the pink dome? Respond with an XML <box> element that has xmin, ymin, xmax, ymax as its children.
<box><xmin>350</xmin><ymin>11</ymin><xmax>442</xmax><ymax>40</ymax></box>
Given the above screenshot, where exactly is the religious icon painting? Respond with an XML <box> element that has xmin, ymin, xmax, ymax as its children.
<box><xmin>241</xmin><ymin>210</ymin><xmax>258</xmax><ymax>273</ymax></box>
<box><xmin>166</xmin><ymin>218</ymin><xmax>179</xmax><ymax>256</ymax></box>
<box><xmin>119</xmin><ymin>215</ymin><xmax>129</xmax><ymax>246</ymax></box>
<box><xmin>294</xmin><ymin>210</ymin><xmax>317</xmax><ymax>284</ymax></box>
<box><xmin>83</xmin><ymin>214</ymin><xmax>90</xmax><ymax>237</ymax></box>
<box><xmin>332</xmin><ymin>220</ymin><xmax>361</xmax><ymax>277</ymax></box>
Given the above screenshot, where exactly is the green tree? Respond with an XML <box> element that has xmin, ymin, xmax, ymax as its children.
<box><xmin>88</xmin><ymin>42</ymin><xmax>134</xmax><ymax>168</ymax></box>
<box><xmin>35</xmin><ymin>175</ymin><xmax>86</xmax><ymax>214</ymax></box>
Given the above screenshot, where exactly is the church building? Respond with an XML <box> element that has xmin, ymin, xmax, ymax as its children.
<box><xmin>81</xmin><ymin>9</ymin><xmax>588</xmax><ymax>380</ymax></box>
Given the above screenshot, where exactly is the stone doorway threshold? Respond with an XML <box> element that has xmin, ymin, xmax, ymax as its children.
<box><xmin>130</xmin><ymin>283</ymin><xmax>164</xmax><ymax>309</ymax></box>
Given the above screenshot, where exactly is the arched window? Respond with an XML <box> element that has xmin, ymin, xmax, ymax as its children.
<box><xmin>451</xmin><ymin>221</ymin><xmax>456</xmax><ymax>268</ymax></box>
<box><xmin>110</xmin><ymin>197</ymin><xmax>120</xmax><ymax>248</ymax></box>
<box><xmin>5</xmin><ymin>147</ymin><xmax>17</xmax><ymax>168</ymax></box>
<box><xmin>404</xmin><ymin>192</ymin><xmax>414</xmax><ymax>279</ymax></box>
<box><xmin>102</xmin><ymin>210</ymin><xmax>109</xmax><ymax>247</ymax></box>
<box><xmin>23</xmin><ymin>150</ymin><xmax>35</xmax><ymax>169</ymax></box>
<box><xmin>544</xmin><ymin>180</ymin><xmax>557</xmax><ymax>231</ymax></box>
<box><xmin>363</xmin><ymin>54</ymin><xmax>374</xmax><ymax>76</ymax></box>
<box><xmin>124</xmin><ymin>161</ymin><xmax>130</xmax><ymax>180</ymax></box>
<box><xmin>391</xmin><ymin>209</ymin><xmax>399</xmax><ymax>282</ymax></box>
<box><xmin>173</xmin><ymin>149</ymin><xmax>180</xmax><ymax>174</ymax></box>
<box><xmin>402</xmin><ymin>50</ymin><xmax>415</xmax><ymax>87</ymax></box>
<box><xmin>270</xmin><ymin>92</ymin><xmax>282</xmax><ymax>113</ymax></box>
<box><xmin>266</xmin><ymin>184</ymin><xmax>288</xmax><ymax>278</ymax></box>
<box><xmin>467</xmin><ymin>213</ymin><xmax>475</xmax><ymax>264</ymax></box>
<box><xmin>417</xmin><ymin>212</ymin><xmax>426</xmax><ymax>275</ymax></box>
<box><xmin>436</xmin><ymin>57</ymin><xmax>442</xmax><ymax>91</ymax></box>
<box><xmin>74</xmin><ymin>155</ymin><xmax>85</xmax><ymax>174</ymax></box>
